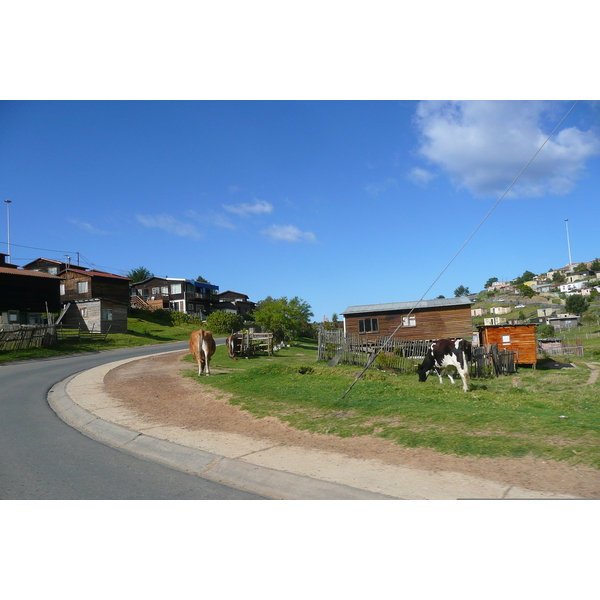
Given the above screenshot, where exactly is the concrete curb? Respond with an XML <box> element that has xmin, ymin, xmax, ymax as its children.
<box><xmin>47</xmin><ymin>358</ymin><xmax>394</xmax><ymax>500</ymax></box>
<box><xmin>47</xmin><ymin>351</ymin><xmax>582</xmax><ymax>500</ymax></box>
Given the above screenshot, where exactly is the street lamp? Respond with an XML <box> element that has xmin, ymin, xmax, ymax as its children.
<box><xmin>565</xmin><ymin>219</ymin><xmax>573</xmax><ymax>269</ymax></box>
<box><xmin>4</xmin><ymin>200</ymin><xmax>11</xmax><ymax>263</ymax></box>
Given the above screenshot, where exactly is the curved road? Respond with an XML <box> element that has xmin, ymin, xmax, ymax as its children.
<box><xmin>0</xmin><ymin>341</ymin><xmax>266</xmax><ymax>499</ymax></box>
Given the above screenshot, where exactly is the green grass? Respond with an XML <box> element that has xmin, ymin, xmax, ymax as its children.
<box><xmin>184</xmin><ymin>341</ymin><xmax>600</xmax><ymax>469</ymax></box>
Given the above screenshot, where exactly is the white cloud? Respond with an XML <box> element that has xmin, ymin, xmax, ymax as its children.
<box><xmin>185</xmin><ymin>209</ymin><xmax>237</xmax><ymax>230</ymax></box>
<box><xmin>223</xmin><ymin>198</ymin><xmax>273</xmax><ymax>216</ymax></box>
<box><xmin>364</xmin><ymin>177</ymin><xmax>398</xmax><ymax>196</ymax></box>
<box><xmin>68</xmin><ymin>219</ymin><xmax>108</xmax><ymax>235</ymax></box>
<box><xmin>406</xmin><ymin>167</ymin><xmax>437</xmax><ymax>187</ymax></box>
<box><xmin>136</xmin><ymin>214</ymin><xmax>202</xmax><ymax>239</ymax></box>
<box><xmin>261</xmin><ymin>225</ymin><xmax>317</xmax><ymax>243</ymax></box>
<box><xmin>414</xmin><ymin>100</ymin><xmax>600</xmax><ymax>198</ymax></box>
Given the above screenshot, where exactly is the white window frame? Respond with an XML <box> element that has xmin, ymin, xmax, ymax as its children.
<box><xmin>77</xmin><ymin>281</ymin><xmax>89</xmax><ymax>294</ymax></box>
<box><xmin>402</xmin><ymin>315</ymin><xmax>416</xmax><ymax>327</ymax></box>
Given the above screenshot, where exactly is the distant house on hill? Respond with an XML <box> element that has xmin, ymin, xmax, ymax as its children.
<box><xmin>342</xmin><ymin>297</ymin><xmax>473</xmax><ymax>341</ymax></box>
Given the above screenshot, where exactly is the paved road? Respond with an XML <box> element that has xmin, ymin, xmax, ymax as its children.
<box><xmin>0</xmin><ymin>341</ymin><xmax>265</xmax><ymax>500</ymax></box>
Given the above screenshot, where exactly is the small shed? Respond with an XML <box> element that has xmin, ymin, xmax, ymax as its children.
<box><xmin>477</xmin><ymin>324</ymin><xmax>538</xmax><ymax>366</ymax></box>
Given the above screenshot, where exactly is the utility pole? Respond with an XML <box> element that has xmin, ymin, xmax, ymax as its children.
<box><xmin>565</xmin><ymin>219</ymin><xmax>573</xmax><ymax>268</ymax></box>
<box><xmin>4</xmin><ymin>200</ymin><xmax>11</xmax><ymax>263</ymax></box>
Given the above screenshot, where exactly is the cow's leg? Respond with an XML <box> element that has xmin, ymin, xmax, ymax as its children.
<box><xmin>434</xmin><ymin>366</ymin><xmax>444</xmax><ymax>384</ymax></box>
<box><xmin>199</xmin><ymin>355</ymin><xmax>206</xmax><ymax>376</ymax></box>
<box><xmin>457</xmin><ymin>366</ymin><xmax>469</xmax><ymax>391</ymax></box>
<box><xmin>446</xmin><ymin>371</ymin><xmax>456</xmax><ymax>384</ymax></box>
<box><xmin>202</xmin><ymin>341</ymin><xmax>211</xmax><ymax>375</ymax></box>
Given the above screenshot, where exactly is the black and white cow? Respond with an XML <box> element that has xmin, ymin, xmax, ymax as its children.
<box><xmin>416</xmin><ymin>338</ymin><xmax>472</xmax><ymax>392</ymax></box>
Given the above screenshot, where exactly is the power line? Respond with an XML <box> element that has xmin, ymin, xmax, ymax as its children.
<box><xmin>341</xmin><ymin>100</ymin><xmax>580</xmax><ymax>399</ymax></box>
<box><xmin>0</xmin><ymin>240</ymin><xmax>79</xmax><ymax>254</ymax></box>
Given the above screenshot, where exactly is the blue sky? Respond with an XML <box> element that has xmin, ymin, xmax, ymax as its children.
<box><xmin>2</xmin><ymin>100</ymin><xmax>600</xmax><ymax>321</ymax></box>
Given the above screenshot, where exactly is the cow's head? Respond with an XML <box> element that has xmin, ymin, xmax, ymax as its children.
<box><xmin>416</xmin><ymin>364</ymin><xmax>430</xmax><ymax>382</ymax></box>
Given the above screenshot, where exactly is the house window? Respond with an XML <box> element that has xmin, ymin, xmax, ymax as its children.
<box><xmin>102</xmin><ymin>309</ymin><xmax>113</xmax><ymax>321</ymax></box>
<box><xmin>402</xmin><ymin>315</ymin><xmax>416</xmax><ymax>327</ymax></box>
<box><xmin>358</xmin><ymin>318</ymin><xmax>379</xmax><ymax>333</ymax></box>
<box><xmin>171</xmin><ymin>283</ymin><xmax>182</xmax><ymax>294</ymax></box>
<box><xmin>161</xmin><ymin>286</ymin><xmax>168</xmax><ymax>295</ymax></box>
<box><xmin>152</xmin><ymin>287</ymin><xmax>160</xmax><ymax>295</ymax></box>
<box><xmin>77</xmin><ymin>281</ymin><xmax>88</xmax><ymax>294</ymax></box>
<box><xmin>8</xmin><ymin>310</ymin><xmax>19</xmax><ymax>323</ymax></box>
<box><xmin>80</xmin><ymin>307</ymin><xmax>88</xmax><ymax>318</ymax></box>
<box><xmin>60</xmin><ymin>284</ymin><xmax>66</xmax><ymax>296</ymax></box>
<box><xmin>48</xmin><ymin>267</ymin><xmax>58</xmax><ymax>275</ymax></box>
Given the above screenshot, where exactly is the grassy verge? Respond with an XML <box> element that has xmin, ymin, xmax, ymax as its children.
<box><xmin>184</xmin><ymin>340</ymin><xmax>600</xmax><ymax>469</ymax></box>
<box><xmin>0</xmin><ymin>316</ymin><xmax>200</xmax><ymax>363</ymax></box>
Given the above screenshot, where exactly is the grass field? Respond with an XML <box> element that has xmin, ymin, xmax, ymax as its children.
<box><xmin>184</xmin><ymin>339</ymin><xmax>600</xmax><ymax>469</ymax></box>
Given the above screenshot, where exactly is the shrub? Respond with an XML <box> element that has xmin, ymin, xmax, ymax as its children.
<box><xmin>205</xmin><ymin>311</ymin><xmax>244</xmax><ymax>334</ymax></box>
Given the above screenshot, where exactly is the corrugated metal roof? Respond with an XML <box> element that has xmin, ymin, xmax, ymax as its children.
<box><xmin>342</xmin><ymin>296</ymin><xmax>473</xmax><ymax>315</ymax></box>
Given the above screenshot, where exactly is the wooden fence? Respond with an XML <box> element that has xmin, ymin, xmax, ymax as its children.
<box><xmin>317</xmin><ymin>328</ymin><xmax>431</xmax><ymax>373</ymax></box>
<box><xmin>227</xmin><ymin>331</ymin><xmax>273</xmax><ymax>357</ymax></box>
<box><xmin>537</xmin><ymin>338</ymin><xmax>584</xmax><ymax>357</ymax></box>
<box><xmin>471</xmin><ymin>346</ymin><xmax>516</xmax><ymax>377</ymax></box>
<box><xmin>0</xmin><ymin>325</ymin><xmax>57</xmax><ymax>351</ymax></box>
<box><xmin>0</xmin><ymin>324</ymin><xmax>112</xmax><ymax>351</ymax></box>
<box><xmin>318</xmin><ymin>328</ymin><xmax>516</xmax><ymax>378</ymax></box>
<box><xmin>56</xmin><ymin>324</ymin><xmax>112</xmax><ymax>343</ymax></box>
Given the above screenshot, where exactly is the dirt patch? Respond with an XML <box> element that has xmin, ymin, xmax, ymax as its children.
<box><xmin>103</xmin><ymin>351</ymin><xmax>600</xmax><ymax>499</ymax></box>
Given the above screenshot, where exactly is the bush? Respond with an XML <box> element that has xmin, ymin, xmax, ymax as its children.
<box><xmin>205</xmin><ymin>311</ymin><xmax>244</xmax><ymax>334</ymax></box>
<box><xmin>536</xmin><ymin>324</ymin><xmax>555</xmax><ymax>337</ymax></box>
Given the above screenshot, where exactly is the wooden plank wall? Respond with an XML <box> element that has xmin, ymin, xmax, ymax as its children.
<box><xmin>344</xmin><ymin>306</ymin><xmax>473</xmax><ymax>341</ymax></box>
<box><xmin>479</xmin><ymin>325</ymin><xmax>538</xmax><ymax>365</ymax></box>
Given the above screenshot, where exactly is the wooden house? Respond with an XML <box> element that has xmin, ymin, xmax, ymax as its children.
<box><xmin>342</xmin><ymin>297</ymin><xmax>473</xmax><ymax>341</ymax></box>
<box><xmin>477</xmin><ymin>324</ymin><xmax>538</xmax><ymax>365</ymax></box>
<box><xmin>22</xmin><ymin>258</ymin><xmax>131</xmax><ymax>333</ymax></box>
<box><xmin>130</xmin><ymin>277</ymin><xmax>219</xmax><ymax>317</ymax></box>
<box><xmin>0</xmin><ymin>254</ymin><xmax>62</xmax><ymax>325</ymax></box>
<box><xmin>215</xmin><ymin>291</ymin><xmax>256</xmax><ymax>317</ymax></box>
<box><xmin>60</xmin><ymin>268</ymin><xmax>130</xmax><ymax>333</ymax></box>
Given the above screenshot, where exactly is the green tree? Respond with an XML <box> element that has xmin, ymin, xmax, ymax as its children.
<box><xmin>127</xmin><ymin>266</ymin><xmax>154</xmax><ymax>283</ymax></box>
<box><xmin>453</xmin><ymin>285</ymin><xmax>470</xmax><ymax>297</ymax></box>
<box><xmin>514</xmin><ymin>270</ymin><xmax>536</xmax><ymax>285</ymax></box>
<box><xmin>196</xmin><ymin>275</ymin><xmax>211</xmax><ymax>283</ymax></box>
<box><xmin>565</xmin><ymin>295</ymin><xmax>589</xmax><ymax>315</ymax></box>
<box><xmin>253</xmin><ymin>296</ymin><xmax>314</xmax><ymax>342</ymax></box>
<box><xmin>516</xmin><ymin>283</ymin><xmax>536</xmax><ymax>298</ymax></box>
<box><xmin>574</xmin><ymin>263</ymin><xmax>589</xmax><ymax>273</ymax></box>
<box><xmin>589</xmin><ymin>259</ymin><xmax>600</xmax><ymax>272</ymax></box>
<box><xmin>205</xmin><ymin>311</ymin><xmax>244</xmax><ymax>334</ymax></box>
<box><xmin>484</xmin><ymin>277</ymin><xmax>498</xmax><ymax>288</ymax></box>
<box><xmin>552</xmin><ymin>271</ymin><xmax>566</xmax><ymax>283</ymax></box>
